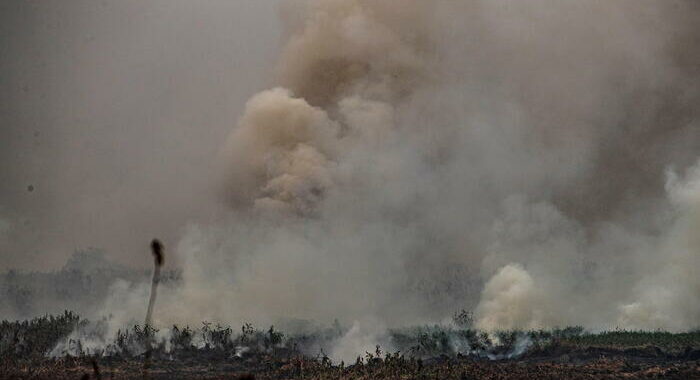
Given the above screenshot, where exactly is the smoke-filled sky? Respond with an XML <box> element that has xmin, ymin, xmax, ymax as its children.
<box><xmin>2</xmin><ymin>0</ymin><xmax>700</xmax><ymax>333</ymax></box>
<box><xmin>1</xmin><ymin>0</ymin><xmax>280</xmax><ymax>270</ymax></box>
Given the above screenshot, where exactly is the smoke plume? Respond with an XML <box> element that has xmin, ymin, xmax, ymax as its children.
<box><xmin>164</xmin><ymin>0</ymin><xmax>700</xmax><ymax>333</ymax></box>
<box><xmin>3</xmin><ymin>0</ymin><xmax>700</xmax><ymax>343</ymax></box>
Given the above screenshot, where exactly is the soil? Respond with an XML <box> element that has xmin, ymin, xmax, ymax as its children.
<box><xmin>3</xmin><ymin>345</ymin><xmax>700</xmax><ymax>379</ymax></box>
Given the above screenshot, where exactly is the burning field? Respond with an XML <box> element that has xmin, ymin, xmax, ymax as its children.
<box><xmin>2</xmin><ymin>0</ymin><xmax>700</xmax><ymax>378</ymax></box>
<box><xmin>2</xmin><ymin>312</ymin><xmax>700</xmax><ymax>379</ymax></box>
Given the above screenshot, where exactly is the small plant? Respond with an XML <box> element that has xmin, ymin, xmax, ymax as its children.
<box><xmin>170</xmin><ymin>325</ymin><xmax>193</xmax><ymax>350</ymax></box>
<box><xmin>453</xmin><ymin>309</ymin><xmax>474</xmax><ymax>329</ymax></box>
<box><xmin>265</xmin><ymin>325</ymin><xmax>283</xmax><ymax>350</ymax></box>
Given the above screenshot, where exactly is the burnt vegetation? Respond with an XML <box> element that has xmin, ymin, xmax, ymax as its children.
<box><xmin>1</xmin><ymin>251</ymin><xmax>699</xmax><ymax>378</ymax></box>
<box><xmin>1</xmin><ymin>312</ymin><xmax>699</xmax><ymax>379</ymax></box>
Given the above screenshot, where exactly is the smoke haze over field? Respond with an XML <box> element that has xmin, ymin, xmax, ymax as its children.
<box><xmin>2</xmin><ymin>0</ymin><xmax>700</xmax><ymax>339</ymax></box>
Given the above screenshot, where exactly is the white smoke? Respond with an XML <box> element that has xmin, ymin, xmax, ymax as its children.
<box><xmin>330</xmin><ymin>320</ymin><xmax>391</xmax><ymax>364</ymax></box>
<box><xmin>618</xmin><ymin>162</ymin><xmax>700</xmax><ymax>331</ymax></box>
<box><xmin>474</xmin><ymin>161</ymin><xmax>700</xmax><ymax>332</ymax></box>
<box><xmin>474</xmin><ymin>264</ymin><xmax>548</xmax><ymax>331</ymax></box>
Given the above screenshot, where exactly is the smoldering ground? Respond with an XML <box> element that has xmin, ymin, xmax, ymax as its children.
<box><xmin>2</xmin><ymin>0</ymin><xmax>700</xmax><ymax>363</ymax></box>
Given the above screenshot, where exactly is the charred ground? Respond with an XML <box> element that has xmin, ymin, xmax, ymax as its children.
<box><xmin>2</xmin><ymin>312</ymin><xmax>699</xmax><ymax>379</ymax></box>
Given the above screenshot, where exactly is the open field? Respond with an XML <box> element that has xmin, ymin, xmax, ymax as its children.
<box><xmin>2</xmin><ymin>313</ymin><xmax>699</xmax><ymax>379</ymax></box>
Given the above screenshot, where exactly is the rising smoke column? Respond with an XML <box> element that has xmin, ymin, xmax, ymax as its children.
<box><xmin>618</xmin><ymin>163</ymin><xmax>700</xmax><ymax>331</ymax></box>
<box><xmin>172</xmin><ymin>0</ymin><xmax>444</xmax><ymax>327</ymax></box>
<box><xmin>159</xmin><ymin>0</ymin><xmax>700</xmax><ymax>334</ymax></box>
<box><xmin>221</xmin><ymin>0</ymin><xmax>432</xmax><ymax>215</ymax></box>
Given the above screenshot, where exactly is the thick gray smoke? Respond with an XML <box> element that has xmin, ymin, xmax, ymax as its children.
<box><xmin>3</xmin><ymin>0</ymin><xmax>700</xmax><ymax>354</ymax></box>
<box><xmin>159</xmin><ymin>0</ymin><xmax>700</xmax><ymax>335</ymax></box>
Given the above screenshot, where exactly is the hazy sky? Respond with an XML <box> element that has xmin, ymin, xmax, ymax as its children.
<box><xmin>0</xmin><ymin>1</ymin><xmax>280</xmax><ymax>270</ymax></box>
